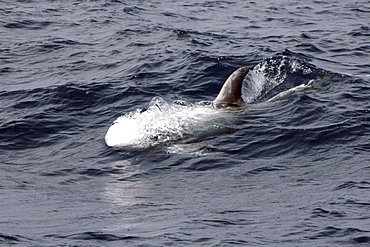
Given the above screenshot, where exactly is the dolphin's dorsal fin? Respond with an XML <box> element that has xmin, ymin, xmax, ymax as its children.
<box><xmin>213</xmin><ymin>67</ymin><xmax>249</xmax><ymax>108</ymax></box>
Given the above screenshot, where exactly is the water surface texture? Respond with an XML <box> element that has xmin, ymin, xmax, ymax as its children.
<box><xmin>1</xmin><ymin>0</ymin><xmax>370</xmax><ymax>246</ymax></box>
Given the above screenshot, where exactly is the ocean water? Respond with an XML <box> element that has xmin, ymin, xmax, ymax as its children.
<box><xmin>1</xmin><ymin>0</ymin><xmax>370</xmax><ymax>246</ymax></box>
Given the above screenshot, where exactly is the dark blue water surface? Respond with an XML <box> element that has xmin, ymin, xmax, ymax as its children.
<box><xmin>1</xmin><ymin>0</ymin><xmax>370</xmax><ymax>246</ymax></box>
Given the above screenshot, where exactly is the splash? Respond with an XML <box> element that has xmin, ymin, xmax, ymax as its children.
<box><xmin>242</xmin><ymin>53</ymin><xmax>321</xmax><ymax>103</ymax></box>
<box><xmin>105</xmin><ymin>97</ymin><xmax>236</xmax><ymax>148</ymax></box>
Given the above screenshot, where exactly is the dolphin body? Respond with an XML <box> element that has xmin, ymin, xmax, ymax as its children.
<box><xmin>105</xmin><ymin>67</ymin><xmax>250</xmax><ymax>148</ymax></box>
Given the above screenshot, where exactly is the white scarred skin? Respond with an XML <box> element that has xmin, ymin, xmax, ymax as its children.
<box><xmin>105</xmin><ymin>99</ymin><xmax>231</xmax><ymax>148</ymax></box>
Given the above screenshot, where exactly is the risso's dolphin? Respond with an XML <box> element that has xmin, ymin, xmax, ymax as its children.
<box><xmin>105</xmin><ymin>67</ymin><xmax>250</xmax><ymax>148</ymax></box>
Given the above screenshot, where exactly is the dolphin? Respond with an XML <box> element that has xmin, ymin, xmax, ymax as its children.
<box><xmin>105</xmin><ymin>67</ymin><xmax>250</xmax><ymax>148</ymax></box>
<box><xmin>213</xmin><ymin>67</ymin><xmax>249</xmax><ymax>108</ymax></box>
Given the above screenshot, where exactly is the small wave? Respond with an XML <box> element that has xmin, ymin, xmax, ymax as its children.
<box><xmin>0</xmin><ymin>117</ymin><xmax>72</xmax><ymax>150</ymax></box>
<box><xmin>344</xmin><ymin>199</ymin><xmax>370</xmax><ymax>207</ymax></box>
<box><xmin>350</xmin><ymin>236</ymin><xmax>370</xmax><ymax>244</ymax></box>
<box><xmin>4</xmin><ymin>20</ymin><xmax>53</xmax><ymax>30</ymax></box>
<box><xmin>309</xmin><ymin>226</ymin><xmax>369</xmax><ymax>239</ymax></box>
<box><xmin>218</xmin><ymin>239</ymin><xmax>251</xmax><ymax>245</ymax></box>
<box><xmin>192</xmin><ymin>218</ymin><xmax>252</xmax><ymax>227</ymax></box>
<box><xmin>241</xmin><ymin>165</ymin><xmax>287</xmax><ymax>176</ymax></box>
<box><xmin>45</xmin><ymin>231</ymin><xmax>138</xmax><ymax>241</ymax></box>
<box><xmin>183</xmin><ymin>157</ymin><xmax>239</xmax><ymax>171</ymax></box>
<box><xmin>310</xmin><ymin>208</ymin><xmax>346</xmax><ymax>218</ymax></box>
<box><xmin>172</xmin><ymin>28</ymin><xmax>228</xmax><ymax>39</ymax></box>
<box><xmin>0</xmin><ymin>233</ymin><xmax>33</xmax><ymax>245</ymax></box>
<box><xmin>123</xmin><ymin>6</ymin><xmax>142</xmax><ymax>15</ymax></box>
<box><xmin>296</xmin><ymin>43</ymin><xmax>325</xmax><ymax>53</ymax></box>
<box><xmin>333</xmin><ymin>181</ymin><xmax>370</xmax><ymax>191</ymax></box>
<box><xmin>41</xmin><ymin>167</ymin><xmax>124</xmax><ymax>177</ymax></box>
<box><xmin>51</xmin><ymin>38</ymin><xmax>88</xmax><ymax>46</ymax></box>
<box><xmin>349</xmin><ymin>26</ymin><xmax>370</xmax><ymax>37</ymax></box>
<box><xmin>117</xmin><ymin>164</ymin><xmax>173</xmax><ymax>182</ymax></box>
<box><xmin>0</xmin><ymin>233</ymin><xmax>20</xmax><ymax>243</ymax></box>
